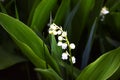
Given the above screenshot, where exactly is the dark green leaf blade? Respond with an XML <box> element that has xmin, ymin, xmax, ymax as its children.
<box><xmin>30</xmin><ymin>0</ymin><xmax>57</xmax><ymax>32</ymax></box>
<box><xmin>0</xmin><ymin>46</ymin><xmax>26</xmax><ymax>70</ymax></box>
<box><xmin>54</xmin><ymin>0</ymin><xmax>70</xmax><ymax>25</ymax></box>
<box><xmin>35</xmin><ymin>68</ymin><xmax>62</xmax><ymax>80</ymax></box>
<box><xmin>71</xmin><ymin>0</ymin><xmax>95</xmax><ymax>43</ymax></box>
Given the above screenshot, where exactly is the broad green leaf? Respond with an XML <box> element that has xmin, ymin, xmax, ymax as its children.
<box><xmin>76</xmin><ymin>47</ymin><xmax>120</xmax><ymax>80</ymax></box>
<box><xmin>30</xmin><ymin>0</ymin><xmax>57</xmax><ymax>32</ymax></box>
<box><xmin>0</xmin><ymin>46</ymin><xmax>26</xmax><ymax>70</ymax></box>
<box><xmin>54</xmin><ymin>0</ymin><xmax>70</xmax><ymax>25</ymax></box>
<box><xmin>0</xmin><ymin>13</ymin><xmax>61</xmax><ymax>74</ymax></box>
<box><xmin>35</xmin><ymin>68</ymin><xmax>62</xmax><ymax>80</ymax></box>
<box><xmin>14</xmin><ymin>39</ymin><xmax>47</xmax><ymax>69</ymax></box>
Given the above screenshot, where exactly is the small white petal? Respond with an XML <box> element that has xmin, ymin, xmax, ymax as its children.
<box><xmin>57</xmin><ymin>41</ymin><xmax>63</xmax><ymax>46</ymax></box>
<box><xmin>62</xmin><ymin>52</ymin><xmax>69</xmax><ymax>60</ymax></box>
<box><xmin>71</xmin><ymin>56</ymin><xmax>76</xmax><ymax>64</ymax></box>
<box><xmin>70</xmin><ymin>43</ymin><xmax>75</xmax><ymax>49</ymax></box>
<box><xmin>57</xmin><ymin>30</ymin><xmax>62</xmax><ymax>35</ymax></box>
<box><xmin>62</xmin><ymin>43</ymin><xmax>67</xmax><ymax>49</ymax></box>
<box><xmin>61</xmin><ymin>31</ymin><xmax>67</xmax><ymax>37</ymax></box>
<box><xmin>58</xmin><ymin>36</ymin><xmax>63</xmax><ymax>41</ymax></box>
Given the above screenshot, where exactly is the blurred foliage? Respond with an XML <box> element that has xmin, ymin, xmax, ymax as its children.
<box><xmin>0</xmin><ymin>0</ymin><xmax>120</xmax><ymax>80</ymax></box>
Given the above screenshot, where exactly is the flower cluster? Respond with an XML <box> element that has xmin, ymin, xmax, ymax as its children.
<box><xmin>100</xmin><ymin>6</ymin><xmax>109</xmax><ymax>21</ymax></box>
<box><xmin>49</xmin><ymin>23</ymin><xmax>76</xmax><ymax>64</ymax></box>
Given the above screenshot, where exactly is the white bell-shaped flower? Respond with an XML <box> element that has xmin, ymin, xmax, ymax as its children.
<box><xmin>70</xmin><ymin>43</ymin><xmax>75</xmax><ymax>49</ymax></box>
<box><xmin>62</xmin><ymin>51</ymin><xmax>69</xmax><ymax>60</ymax></box>
<box><xmin>62</xmin><ymin>43</ymin><xmax>67</xmax><ymax>49</ymax></box>
<box><xmin>57</xmin><ymin>41</ymin><xmax>63</xmax><ymax>46</ymax></box>
<box><xmin>57</xmin><ymin>30</ymin><xmax>62</xmax><ymax>35</ymax></box>
<box><xmin>58</xmin><ymin>36</ymin><xmax>63</xmax><ymax>41</ymax></box>
<box><xmin>61</xmin><ymin>31</ymin><xmax>67</xmax><ymax>37</ymax></box>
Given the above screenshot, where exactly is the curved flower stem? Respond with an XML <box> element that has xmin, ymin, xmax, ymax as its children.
<box><xmin>65</xmin><ymin>37</ymin><xmax>73</xmax><ymax>80</ymax></box>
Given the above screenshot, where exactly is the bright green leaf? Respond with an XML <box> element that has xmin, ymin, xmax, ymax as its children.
<box><xmin>0</xmin><ymin>13</ymin><xmax>61</xmax><ymax>74</ymax></box>
<box><xmin>76</xmin><ymin>47</ymin><xmax>120</xmax><ymax>80</ymax></box>
<box><xmin>14</xmin><ymin>39</ymin><xmax>47</xmax><ymax>69</ymax></box>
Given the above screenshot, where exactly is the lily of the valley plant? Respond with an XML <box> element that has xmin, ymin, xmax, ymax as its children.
<box><xmin>49</xmin><ymin>23</ymin><xmax>76</xmax><ymax>64</ymax></box>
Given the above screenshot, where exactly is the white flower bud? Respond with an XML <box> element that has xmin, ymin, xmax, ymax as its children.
<box><xmin>57</xmin><ymin>30</ymin><xmax>62</xmax><ymax>35</ymax></box>
<box><xmin>70</xmin><ymin>43</ymin><xmax>75</xmax><ymax>49</ymax></box>
<box><xmin>58</xmin><ymin>36</ymin><xmax>63</xmax><ymax>41</ymax></box>
<box><xmin>71</xmin><ymin>56</ymin><xmax>76</xmax><ymax>64</ymax></box>
<box><xmin>61</xmin><ymin>31</ymin><xmax>67</xmax><ymax>37</ymax></box>
<box><xmin>62</xmin><ymin>43</ymin><xmax>67</xmax><ymax>49</ymax></box>
<box><xmin>53</xmin><ymin>31</ymin><xmax>58</xmax><ymax>35</ymax></box>
<box><xmin>50</xmin><ymin>23</ymin><xmax>58</xmax><ymax>30</ymax></box>
<box><xmin>57</xmin><ymin>41</ymin><xmax>63</xmax><ymax>46</ymax></box>
<box><xmin>62</xmin><ymin>51</ymin><xmax>69</xmax><ymax>60</ymax></box>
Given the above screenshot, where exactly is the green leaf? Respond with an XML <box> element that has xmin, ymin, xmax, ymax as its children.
<box><xmin>35</xmin><ymin>68</ymin><xmax>62</xmax><ymax>80</ymax></box>
<box><xmin>51</xmin><ymin>35</ymin><xmax>62</xmax><ymax>61</ymax></box>
<box><xmin>54</xmin><ymin>0</ymin><xmax>70</xmax><ymax>25</ymax></box>
<box><xmin>27</xmin><ymin>0</ymin><xmax>42</xmax><ymax>25</ymax></box>
<box><xmin>76</xmin><ymin>47</ymin><xmax>120</xmax><ymax>80</ymax></box>
<box><xmin>30</xmin><ymin>0</ymin><xmax>57</xmax><ymax>32</ymax></box>
<box><xmin>0</xmin><ymin>13</ymin><xmax>48</xmax><ymax>59</ymax></box>
<box><xmin>14</xmin><ymin>39</ymin><xmax>47</xmax><ymax>69</ymax></box>
<box><xmin>108</xmin><ymin>66</ymin><xmax>120</xmax><ymax>80</ymax></box>
<box><xmin>0</xmin><ymin>13</ymin><xmax>61</xmax><ymax>74</ymax></box>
